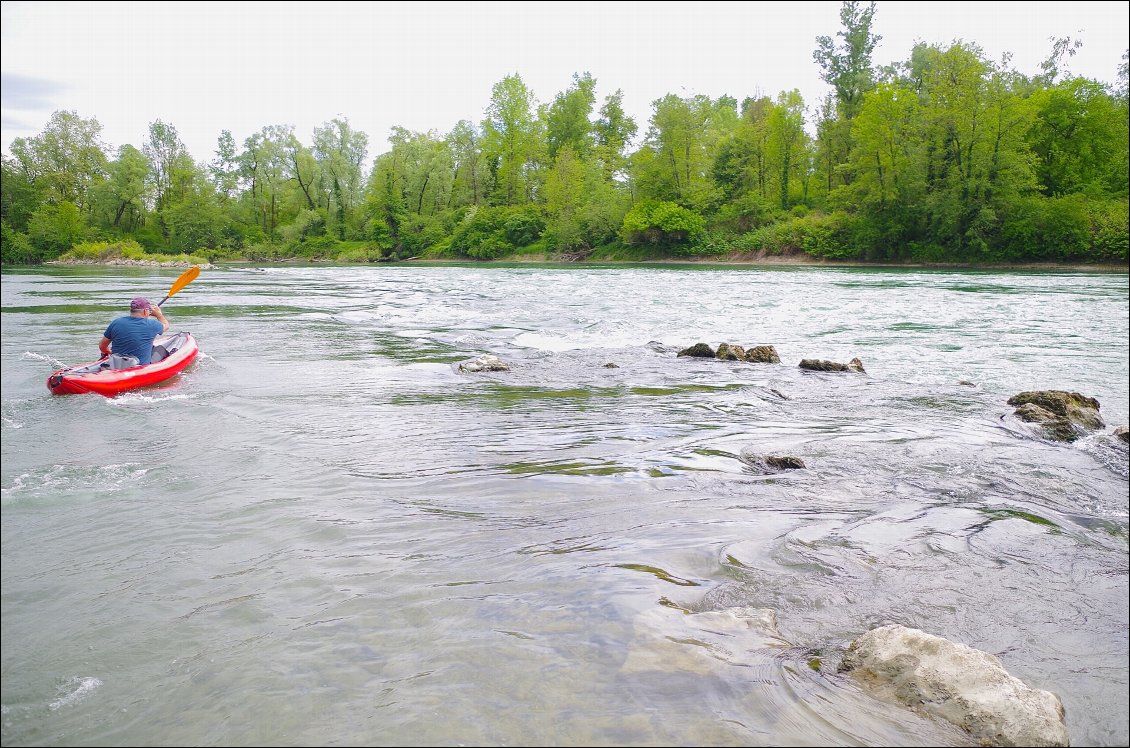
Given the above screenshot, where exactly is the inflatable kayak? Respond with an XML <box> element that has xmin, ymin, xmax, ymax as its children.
<box><xmin>47</xmin><ymin>331</ymin><xmax>200</xmax><ymax>396</ymax></box>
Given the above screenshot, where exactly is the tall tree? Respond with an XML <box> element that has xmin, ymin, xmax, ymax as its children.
<box><xmin>594</xmin><ymin>89</ymin><xmax>638</xmax><ymax>181</ymax></box>
<box><xmin>543</xmin><ymin>144</ymin><xmax>586</xmax><ymax>251</ymax></box>
<box><xmin>97</xmin><ymin>144</ymin><xmax>151</xmax><ymax>230</ymax></box>
<box><xmin>482</xmin><ymin>74</ymin><xmax>542</xmax><ymax>206</ymax></box>
<box><xmin>1028</xmin><ymin>77</ymin><xmax>1126</xmax><ymax>196</ymax></box>
<box><xmin>447</xmin><ymin>120</ymin><xmax>486</xmax><ymax>207</ymax></box>
<box><xmin>8</xmin><ymin>110</ymin><xmax>108</xmax><ymax>213</ymax></box>
<box><xmin>240</xmin><ymin>126</ymin><xmax>292</xmax><ymax>239</ymax></box>
<box><xmin>813</xmin><ymin>1</ymin><xmax>881</xmax><ymax>189</ymax></box>
<box><xmin>813</xmin><ymin>0</ymin><xmax>881</xmax><ymax>121</ymax></box>
<box><xmin>636</xmin><ymin>94</ymin><xmax>734</xmax><ymax>210</ymax></box>
<box><xmin>766</xmin><ymin>90</ymin><xmax>808</xmax><ymax>209</ymax></box>
<box><xmin>210</xmin><ymin>130</ymin><xmax>242</xmax><ymax>201</ymax></box>
<box><xmin>313</xmin><ymin>117</ymin><xmax>369</xmax><ymax>239</ymax></box>
<box><xmin>544</xmin><ymin>72</ymin><xmax>597</xmax><ymax>161</ymax></box>
<box><xmin>143</xmin><ymin>120</ymin><xmax>190</xmax><ymax>212</ymax></box>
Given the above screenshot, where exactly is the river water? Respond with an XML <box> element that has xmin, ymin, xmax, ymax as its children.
<box><xmin>2</xmin><ymin>263</ymin><xmax>1127</xmax><ymax>747</ymax></box>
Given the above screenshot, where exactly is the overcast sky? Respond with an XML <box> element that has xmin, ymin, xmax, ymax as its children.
<box><xmin>2</xmin><ymin>1</ymin><xmax>1127</xmax><ymax>168</ymax></box>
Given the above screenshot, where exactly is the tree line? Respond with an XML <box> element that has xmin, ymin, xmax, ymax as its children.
<box><xmin>2</xmin><ymin>2</ymin><xmax>1127</xmax><ymax>267</ymax></box>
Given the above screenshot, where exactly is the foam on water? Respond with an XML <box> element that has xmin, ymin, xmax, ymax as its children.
<box><xmin>48</xmin><ymin>677</ymin><xmax>103</xmax><ymax>711</ymax></box>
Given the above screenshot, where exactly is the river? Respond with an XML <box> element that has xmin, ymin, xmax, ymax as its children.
<box><xmin>2</xmin><ymin>263</ymin><xmax>1127</xmax><ymax>746</ymax></box>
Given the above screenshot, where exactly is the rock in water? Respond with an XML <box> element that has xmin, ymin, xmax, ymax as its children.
<box><xmin>839</xmin><ymin>624</ymin><xmax>1069</xmax><ymax>747</ymax></box>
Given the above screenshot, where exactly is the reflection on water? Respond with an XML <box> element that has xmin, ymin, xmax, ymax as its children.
<box><xmin>2</xmin><ymin>264</ymin><xmax>1127</xmax><ymax>747</ymax></box>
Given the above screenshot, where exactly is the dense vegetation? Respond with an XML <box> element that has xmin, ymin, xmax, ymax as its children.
<box><xmin>2</xmin><ymin>2</ymin><xmax>1127</xmax><ymax>267</ymax></box>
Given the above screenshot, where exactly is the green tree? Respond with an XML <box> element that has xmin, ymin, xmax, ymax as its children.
<box><xmin>482</xmin><ymin>74</ymin><xmax>543</xmax><ymax>206</ymax></box>
<box><xmin>211</xmin><ymin>130</ymin><xmax>243</xmax><ymax>201</ymax></box>
<box><xmin>635</xmin><ymin>94</ymin><xmax>733</xmax><ymax>211</ymax></box>
<box><xmin>143</xmin><ymin>119</ymin><xmax>190</xmax><ymax>212</ymax></box>
<box><xmin>544</xmin><ymin>72</ymin><xmax>597</xmax><ymax>161</ymax></box>
<box><xmin>814</xmin><ymin>0</ymin><xmax>881</xmax><ymax>121</ymax></box>
<box><xmin>28</xmin><ymin>200</ymin><xmax>86</xmax><ymax>254</ymax></box>
<box><xmin>8</xmin><ymin>110</ymin><xmax>108</xmax><ymax>214</ymax></box>
<box><xmin>544</xmin><ymin>144</ymin><xmax>587</xmax><ymax>251</ymax></box>
<box><xmin>813</xmin><ymin>1</ymin><xmax>881</xmax><ymax>190</ymax></box>
<box><xmin>313</xmin><ymin>117</ymin><xmax>369</xmax><ymax>239</ymax></box>
<box><xmin>1028</xmin><ymin>77</ymin><xmax>1127</xmax><ymax>196</ymax></box>
<box><xmin>1</xmin><ymin>155</ymin><xmax>37</xmax><ymax>232</ymax></box>
<box><xmin>94</xmin><ymin>144</ymin><xmax>151</xmax><ymax>230</ymax></box>
<box><xmin>594</xmin><ymin>89</ymin><xmax>638</xmax><ymax>181</ymax></box>
<box><xmin>766</xmin><ymin>90</ymin><xmax>808</xmax><ymax>209</ymax></box>
<box><xmin>240</xmin><ymin>126</ymin><xmax>292</xmax><ymax>240</ymax></box>
<box><xmin>162</xmin><ymin>179</ymin><xmax>228</xmax><ymax>252</ymax></box>
<box><xmin>283</xmin><ymin>132</ymin><xmax>322</xmax><ymax>211</ymax></box>
<box><xmin>447</xmin><ymin>120</ymin><xmax>487</xmax><ymax>207</ymax></box>
<box><xmin>620</xmin><ymin>199</ymin><xmax>706</xmax><ymax>251</ymax></box>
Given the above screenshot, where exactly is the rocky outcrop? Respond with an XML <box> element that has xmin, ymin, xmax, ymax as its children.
<box><xmin>745</xmin><ymin>345</ymin><xmax>781</xmax><ymax>363</ymax></box>
<box><xmin>1115</xmin><ymin>425</ymin><xmax>1129</xmax><ymax>443</ymax></box>
<box><xmin>1007</xmin><ymin>390</ymin><xmax>1104</xmax><ymax>442</ymax></box>
<box><xmin>456</xmin><ymin>354</ymin><xmax>510</xmax><ymax>373</ymax></box>
<box><xmin>799</xmin><ymin>357</ymin><xmax>865</xmax><ymax>373</ymax></box>
<box><xmin>738</xmin><ymin>448</ymin><xmax>806</xmax><ymax>472</ymax></box>
<box><xmin>716</xmin><ymin>342</ymin><xmax>745</xmax><ymax>360</ymax></box>
<box><xmin>839</xmin><ymin>624</ymin><xmax>1069</xmax><ymax>747</ymax></box>
<box><xmin>676</xmin><ymin>342</ymin><xmax>782</xmax><ymax>363</ymax></box>
<box><xmin>677</xmin><ymin>342</ymin><xmax>716</xmax><ymax>358</ymax></box>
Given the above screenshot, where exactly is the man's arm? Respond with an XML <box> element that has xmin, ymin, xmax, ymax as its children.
<box><xmin>99</xmin><ymin>336</ymin><xmax>112</xmax><ymax>356</ymax></box>
<box><xmin>150</xmin><ymin>305</ymin><xmax>170</xmax><ymax>333</ymax></box>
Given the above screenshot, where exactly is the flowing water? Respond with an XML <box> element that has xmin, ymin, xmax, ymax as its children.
<box><xmin>2</xmin><ymin>263</ymin><xmax>1127</xmax><ymax>747</ymax></box>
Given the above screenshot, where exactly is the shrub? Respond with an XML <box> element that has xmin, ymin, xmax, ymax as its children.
<box><xmin>1</xmin><ymin>221</ymin><xmax>42</xmax><ymax>264</ymax></box>
<box><xmin>620</xmin><ymin>200</ymin><xmax>706</xmax><ymax>249</ymax></box>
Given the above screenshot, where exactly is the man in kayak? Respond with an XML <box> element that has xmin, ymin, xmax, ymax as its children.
<box><xmin>99</xmin><ymin>297</ymin><xmax>170</xmax><ymax>365</ymax></box>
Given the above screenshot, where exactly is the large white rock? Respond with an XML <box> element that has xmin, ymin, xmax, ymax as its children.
<box><xmin>839</xmin><ymin>624</ymin><xmax>1069</xmax><ymax>747</ymax></box>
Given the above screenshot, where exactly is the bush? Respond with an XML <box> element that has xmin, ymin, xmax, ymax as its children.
<box><xmin>55</xmin><ymin>239</ymin><xmax>208</xmax><ymax>266</ymax></box>
<box><xmin>620</xmin><ymin>200</ymin><xmax>706</xmax><ymax>249</ymax></box>
<box><xmin>450</xmin><ymin>205</ymin><xmax>545</xmax><ymax>259</ymax></box>
<box><xmin>503</xmin><ymin>206</ymin><xmax>546</xmax><ymax>246</ymax></box>
<box><xmin>1089</xmin><ymin>199</ymin><xmax>1129</xmax><ymax>262</ymax></box>
<box><xmin>1</xmin><ymin>221</ymin><xmax>42</xmax><ymax>264</ymax></box>
<box><xmin>28</xmin><ymin>201</ymin><xmax>87</xmax><ymax>255</ymax></box>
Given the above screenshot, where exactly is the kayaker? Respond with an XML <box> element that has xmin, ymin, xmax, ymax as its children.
<box><xmin>98</xmin><ymin>297</ymin><xmax>170</xmax><ymax>365</ymax></box>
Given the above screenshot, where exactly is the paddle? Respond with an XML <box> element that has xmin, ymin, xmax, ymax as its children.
<box><xmin>157</xmin><ymin>265</ymin><xmax>201</xmax><ymax>307</ymax></box>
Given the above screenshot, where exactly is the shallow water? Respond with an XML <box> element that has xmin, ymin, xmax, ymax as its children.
<box><xmin>2</xmin><ymin>263</ymin><xmax>1127</xmax><ymax>746</ymax></box>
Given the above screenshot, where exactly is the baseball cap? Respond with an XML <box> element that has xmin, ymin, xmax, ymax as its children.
<box><xmin>130</xmin><ymin>297</ymin><xmax>152</xmax><ymax>311</ymax></box>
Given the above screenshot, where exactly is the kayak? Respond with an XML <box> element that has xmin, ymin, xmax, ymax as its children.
<box><xmin>47</xmin><ymin>331</ymin><xmax>200</xmax><ymax>396</ymax></box>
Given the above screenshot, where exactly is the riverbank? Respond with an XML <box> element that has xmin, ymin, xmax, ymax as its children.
<box><xmin>38</xmin><ymin>253</ymin><xmax>1129</xmax><ymax>274</ymax></box>
<box><xmin>405</xmin><ymin>250</ymin><xmax>1129</xmax><ymax>273</ymax></box>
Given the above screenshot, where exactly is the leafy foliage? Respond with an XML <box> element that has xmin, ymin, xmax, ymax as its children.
<box><xmin>1</xmin><ymin>1</ymin><xmax>1126</xmax><ymax>269</ymax></box>
<box><xmin>620</xmin><ymin>200</ymin><xmax>706</xmax><ymax>251</ymax></box>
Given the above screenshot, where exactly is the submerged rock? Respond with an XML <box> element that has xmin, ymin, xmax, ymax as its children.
<box><xmin>744</xmin><ymin>345</ymin><xmax>781</xmax><ymax>363</ymax></box>
<box><xmin>716</xmin><ymin>342</ymin><xmax>745</xmax><ymax>361</ymax></box>
<box><xmin>839</xmin><ymin>624</ymin><xmax>1069</xmax><ymax>747</ymax></box>
<box><xmin>799</xmin><ymin>357</ymin><xmax>865</xmax><ymax>373</ymax></box>
<box><xmin>623</xmin><ymin>605</ymin><xmax>784</xmax><ymax>674</ymax></box>
<box><xmin>457</xmin><ymin>354</ymin><xmax>511</xmax><ymax>373</ymax></box>
<box><xmin>1007</xmin><ymin>390</ymin><xmax>1104</xmax><ymax>442</ymax></box>
<box><xmin>677</xmin><ymin>342</ymin><xmax>716</xmax><ymax>358</ymax></box>
<box><xmin>677</xmin><ymin>342</ymin><xmax>782</xmax><ymax>364</ymax></box>
<box><xmin>739</xmin><ymin>449</ymin><xmax>806</xmax><ymax>472</ymax></box>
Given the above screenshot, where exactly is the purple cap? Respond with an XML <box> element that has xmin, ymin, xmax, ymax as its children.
<box><xmin>130</xmin><ymin>297</ymin><xmax>152</xmax><ymax>311</ymax></box>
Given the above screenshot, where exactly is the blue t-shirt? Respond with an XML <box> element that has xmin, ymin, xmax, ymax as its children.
<box><xmin>104</xmin><ymin>316</ymin><xmax>164</xmax><ymax>364</ymax></box>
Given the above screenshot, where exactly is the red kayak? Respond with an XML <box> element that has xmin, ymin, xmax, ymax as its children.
<box><xmin>47</xmin><ymin>332</ymin><xmax>200</xmax><ymax>396</ymax></box>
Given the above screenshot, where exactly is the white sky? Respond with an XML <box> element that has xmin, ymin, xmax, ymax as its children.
<box><xmin>2</xmin><ymin>0</ymin><xmax>1127</xmax><ymax>169</ymax></box>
